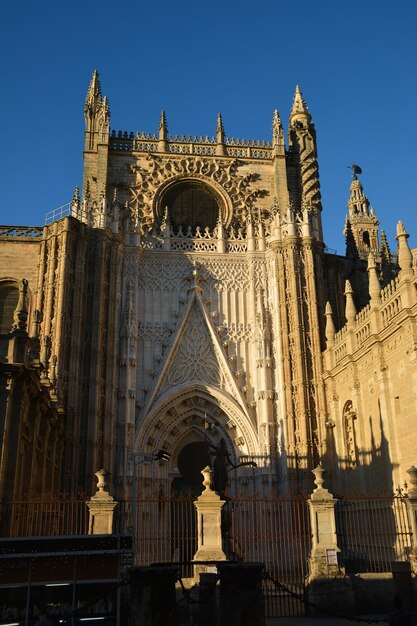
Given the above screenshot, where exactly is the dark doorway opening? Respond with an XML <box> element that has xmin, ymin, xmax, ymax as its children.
<box><xmin>172</xmin><ymin>441</ymin><xmax>210</xmax><ymax>497</ymax></box>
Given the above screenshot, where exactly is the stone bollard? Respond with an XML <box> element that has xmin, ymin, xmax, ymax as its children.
<box><xmin>129</xmin><ymin>565</ymin><xmax>178</xmax><ymax>626</ymax></box>
<box><xmin>217</xmin><ymin>563</ymin><xmax>265</xmax><ymax>626</ymax></box>
<box><xmin>198</xmin><ymin>572</ymin><xmax>218</xmax><ymax>626</ymax></box>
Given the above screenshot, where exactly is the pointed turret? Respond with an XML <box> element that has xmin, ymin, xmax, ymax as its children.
<box><xmin>158</xmin><ymin>111</ymin><xmax>168</xmax><ymax>152</ymax></box>
<box><xmin>346</xmin><ymin>169</ymin><xmax>380</xmax><ymax>261</ymax></box>
<box><xmin>324</xmin><ymin>302</ymin><xmax>336</xmax><ymax>347</ymax></box>
<box><xmin>380</xmin><ymin>229</ymin><xmax>396</xmax><ymax>285</ymax></box>
<box><xmin>272</xmin><ymin>109</ymin><xmax>284</xmax><ymax>155</ymax></box>
<box><xmin>287</xmin><ymin>86</ymin><xmax>322</xmax><ymax>239</ymax></box>
<box><xmin>84</xmin><ymin>70</ymin><xmax>102</xmax><ymax>121</ymax></box>
<box><xmin>84</xmin><ymin>70</ymin><xmax>110</xmax><ymax>152</ymax></box>
<box><xmin>82</xmin><ymin>71</ymin><xmax>110</xmax><ymax>211</ymax></box>
<box><xmin>367</xmin><ymin>252</ymin><xmax>381</xmax><ymax>301</ymax></box>
<box><xmin>290</xmin><ymin>85</ymin><xmax>311</xmax><ymax>126</ymax></box>
<box><xmin>396</xmin><ymin>221</ymin><xmax>413</xmax><ymax>273</ymax></box>
<box><xmin>216</xmin><ymin>113</ymin><xmax>227</xmax><ymax>156</ymax></box>
<box><xmin>344</xmin><ymin>280</ymin><xmax>357</xmax><ymax>326</ymax></box>
<box><xmin>343</xmin><ymin>217</ymin><xmax>358</xmax><ymax>259</ymax></box>
<box><xmin>71</xmin><ymin>185</ymin><xmax>81</xmax><ymax>217</ymax></box>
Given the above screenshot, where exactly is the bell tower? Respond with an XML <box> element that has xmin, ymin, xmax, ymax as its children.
<box><xmin>344</xmin><ymin>168</ymin><xmax>380</xmax><ymax>261</ymax></box>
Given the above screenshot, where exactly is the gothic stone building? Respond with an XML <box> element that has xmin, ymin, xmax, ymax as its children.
<box><xmin>1</xmin><ymin>71</ymin><xmax>416</xmax><ymax>501</ymax></box>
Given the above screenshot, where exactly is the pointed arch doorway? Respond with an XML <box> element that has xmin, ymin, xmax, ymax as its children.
<box><xmin>172</xmin><ymin>441</ymin><xmax>211</xmax><ymax>497</ymax></box>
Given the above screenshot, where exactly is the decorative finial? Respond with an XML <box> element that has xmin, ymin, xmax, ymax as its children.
<box><xmin>367</xmin><ymin>252</ymin><xmax>381</xmax><ymax>300</ymax></box>
<box><xmin>215</xmin><ymin>113</ymin><xmax>226</xmax><ymax>155</ymax></box>
<box><xmin>272</xmin><ymin>109</ymin><xmax>284</xmax><ymax>147</ymax></box>
<box><xmin>159</xmin><ymin>110</ymin><xmax>168</xmax><ymax>135</ymax></box>
<box><xmin>84</xmin><ymin>70</ymin><xmax>102</xmax><ymax>115</ymax></box>
<box><xmin>324</xmin><ymin>301</ymin><xmax>336</xmax><ymax>346</ymax></box>
<box><xmin>290</xmin><ymin>85</ymin><xmax>310</xmax><ymax>120</ymax></box>
<box><xmin>216</xmin><ymin>113</ymin><xmax>224</xmax><ymax>135</ymax></box>
<box><xmin>344</xmin><ymin>280</ymin><xmax>357</xmax><ymax>325</ymax></box>
<box><xmin>396</xmin><ymin>220</ymin><xmax>413</xmax><ymax>273</ymax></box>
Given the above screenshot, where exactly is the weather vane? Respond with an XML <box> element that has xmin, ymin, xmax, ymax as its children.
<box><xmin>347</xmin><ymin>163</ymin><xmax>362</xmax><ymax>180</ymax></box>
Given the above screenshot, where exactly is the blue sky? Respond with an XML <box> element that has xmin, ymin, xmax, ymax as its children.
<box><xmin>1</xmin><ymin>0</ymin><xmax>416</xmax><ymax>253</ymax></box>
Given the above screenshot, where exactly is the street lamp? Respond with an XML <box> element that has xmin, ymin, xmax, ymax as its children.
<box><xmin>130</xmin><ymin>449</ymin><xmax>171</xmax><ymax>552</ymax></box>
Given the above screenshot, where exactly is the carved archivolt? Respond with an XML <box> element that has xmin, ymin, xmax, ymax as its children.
<box><xmin>135</xmin><ymin>384</ymin><xmax>259</xmax><ymax>459</ymax></box>
<box><xmin>130</xmin><ymin>154</ymin><xmax>267</xmax><ymax>232</ymax></box>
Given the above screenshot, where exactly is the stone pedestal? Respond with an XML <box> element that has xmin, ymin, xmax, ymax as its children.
<box><xmin>193</xmin><ymin>466</ymin><xmax>227</xmax><ymax>577</ymax></box>
<box><xmin>86</xmin><ymin>469</ymin><xmax>117</xmax><ymax>534</ymax></box>
<box><xmin>129</xmin><ymin>565</ymin><xmax>178</xmax><ymax>626</ymax></box>
<box><xmin>217</xmin><ymin>563</ymin><xmax>265</xmax><ymax>626</ymax></box>
<box><xmin>198</xmin><ymin>572</ymin><xmax>218</xmax><ymax>626</ymax></box>
<box><xmin>306</xmin><ymin>465</ymin><xmax>355</xmax><ymax>616</ymax></box>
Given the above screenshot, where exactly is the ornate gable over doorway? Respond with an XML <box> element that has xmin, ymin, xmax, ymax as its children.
<box><xmin>141</xmin><ymin>279</ymin><xmax>250</xmax><ymax>420</ymax></box>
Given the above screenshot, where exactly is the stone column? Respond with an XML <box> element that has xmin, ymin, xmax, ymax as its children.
<box><xmin>306</xmin><ymin>464</ymin><xmax>355</xmax><ymax>615</ymax></box>
<box><xmin>86</xmin><ymin>469</ymin><xmax>117</xmax><ymax>534</ymax></box>
<box><xmin>129</xmin><ymin>565</ymin><xmax>178</xmax><ymax>626</ymax></box>
<box><xmin>193</xmin><ymin>466</ymin><xmax>227</xmax><ymax>577</ymax></box>
<box><xmin>217</xmin><ymin>563</ymin><xmax>265</xmax><ymax>626</ymax></box>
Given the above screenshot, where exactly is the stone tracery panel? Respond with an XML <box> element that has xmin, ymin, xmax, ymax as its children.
<box><xmin>130</xmin><ymin>154</ymin><xmax>268</xmax><ymax>231</ymax></box>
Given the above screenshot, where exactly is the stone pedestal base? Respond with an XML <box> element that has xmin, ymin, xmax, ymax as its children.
<box><xmin>129</xmin><ymin>565</ymin><xmax>178</xmax><ymax>626</ymax></box>
<box><xmin>306</xmin><ymin>573</ymin><xmax>355</xmax><ymax>616</ymax></box>
<box><xmin>198</xmin><ymin>572</ymin><xmax>218</xmax><ymax>626</ymax></box>
<box><xmin>217</xmin><ymin>563</ymin><xmax>265</xmax><ymax>626</ymax></box>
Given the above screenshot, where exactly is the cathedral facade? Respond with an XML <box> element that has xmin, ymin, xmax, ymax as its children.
<box><xmin>1</xmin><ymin>72</ymin><xmax>416</xmax><ymax>501</ymax></box>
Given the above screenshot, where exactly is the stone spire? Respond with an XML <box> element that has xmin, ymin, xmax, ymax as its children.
<box><xmin>158</xmin><ymin>110</ymin><xmax>168</xmax><ymax>152</ymax></box>
<box><xmin>290</xmin><ymin>85</ymin><xmax>311</xmax><ymax>124</ymax></box>
<box><xmin>325</xmin><ymin>302</ymin><xmax>336</xmax><ymax>346</ymax></box>
<box><xmin>216</xmin><ymin>113</ymin><xmax>227</xmax><ymax>156</ymax></box>
<box><xmin>84</xmin><ymin>70</ymin><xmax>102</xmax><ymax>120</ymax></box>
<box><xmin>272</xmin><ymin>109</ymin><xmax>284</xmax><ymax>153</ymax></box>
<box><xmin>396</xmin><ymin>220</ymin><xmax>413</xmax><ymax>272</ymax></box>
<box><xmin>287</xmin><ymin>86</ymin><xmax>322</xmax><ymax>238</ymax></box>
<box><xmin>83</xmin><ymin>69</ymin><xmax>110</xmax><ymax>155</ymax></box>
<box><xmin>380</xmin><ymin>229</ymin><xmax>395</xmax><ymax>285</ymax></box>
<box><xmin>344</xmin><ymin>280</ymin><xmax>357</xmax><ymax>325</ymax></box>
<box><xmin>367</xmin><ymin>252</ymin><xmax>381</xmax><ymax>300</ymax></box>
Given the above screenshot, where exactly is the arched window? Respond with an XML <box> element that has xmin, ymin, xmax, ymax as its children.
<box><xmin>363</xmin><ymin>231</ymin><xmax>370</xmax><ymax>247</ymax></box>
<box><xmin>343</xmin><ymin>400</ymin><xmax>358</xmax><ymax>469</ymax></box>
<box><xmin>0</xmin><ymin>283</ymin><xmax>18</xmax><ymax>334</ymax></box>
<box><xmin>160</xmin><ymin>181</ymin><xmax>221</xmax><ymax>231</ymax></box>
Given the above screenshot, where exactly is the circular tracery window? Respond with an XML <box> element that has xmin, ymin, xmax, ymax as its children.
<box><xmin>160</xmin><ymin>181</ymin><xmax>221</xmax><ymax>231</ymax></box>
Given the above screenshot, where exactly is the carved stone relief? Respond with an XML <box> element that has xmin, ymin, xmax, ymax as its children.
<box><xmin>130</xmin><ymin>154</ymin><xmax>268</xmax><ymax>232</ymax></box>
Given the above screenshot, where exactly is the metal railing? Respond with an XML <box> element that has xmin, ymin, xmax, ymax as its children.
<box><xmin>336</xmin><ymin>495</ymin><xmax>413</xmax><ymax>573</ymax></box>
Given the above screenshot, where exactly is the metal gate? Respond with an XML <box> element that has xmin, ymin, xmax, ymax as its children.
<box><xmin>224</xmin><ymin>495</ymin><xmax>311</xmax><ymax>617</ymax></box>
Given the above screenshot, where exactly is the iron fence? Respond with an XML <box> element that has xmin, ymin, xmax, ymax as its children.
<box><xmin>335</xmin><ymin>495</ymin><xmax>413</xmax><ymax>573</ymax></box>
<box><xmin>0</xmin><ymin>498</ymin><xmax>90</xmax><ymax>537</ymax></box>
<box><xmin>1</xmin><ymin>492</ymin><xmax>413</xmax><ymax>577</ymax></box>
<box><xmin>225</xmin><ymin>496</ymin><xmax>311</xmax><ymax>617</ymax></box>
